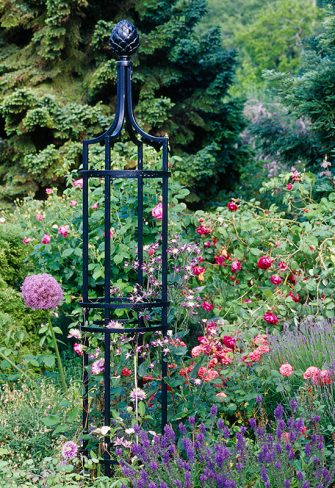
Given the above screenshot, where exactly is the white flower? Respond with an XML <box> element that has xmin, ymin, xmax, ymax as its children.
<box><xmin>125</xmin><ymin>428</ymin><xmax>135</xmax><ymax>435</ymax></box>
<box><xmin>101</xmin><ymin>426</ymin><xmax>111</xmax><ymax>436</ymax></box>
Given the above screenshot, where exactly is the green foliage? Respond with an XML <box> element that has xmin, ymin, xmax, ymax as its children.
<box><xmin>0</xmin><ymin>379</ymin><xmax>79</xmax><ymax>463</ymax></box>
<box><xmin>236</xmin><ymin>0</ymin><xmax>319</xmax><ymax>89</ymax></box>
<box><xmin>0</xmin><ymin>0</ymin><xmax>246</xmax><ymax>204</ymax></box>
<box><xmin>254</xmin><ymin>2</ymin><xmax>335</xmax><ymax>168</ymax></box>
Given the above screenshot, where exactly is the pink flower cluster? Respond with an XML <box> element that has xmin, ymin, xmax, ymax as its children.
<box><xmin>303</xmin><ymin>366</ymin><xmax>332</xmax><ymax>385</ymax></box>
<box><xmin>21</xmin><ymin>273</ymin><xmax>63</xmax><ymax>310</ymax></box>
<box><xmin>242</xmin><ymin>334</ymin><xmax>270</xmax><ymax>363</ymax></box>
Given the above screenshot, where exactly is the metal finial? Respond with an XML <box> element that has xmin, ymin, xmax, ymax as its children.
<box><xmin>109</xmin><ymin>19</ymin><xmax>140</xmax><ymax>57</ymax></box>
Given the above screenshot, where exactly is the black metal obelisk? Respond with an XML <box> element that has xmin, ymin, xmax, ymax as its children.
<box><xmin>79</xmin><ymin>20</ymin><xmax>169</xmax><ymax>475</ymax></box>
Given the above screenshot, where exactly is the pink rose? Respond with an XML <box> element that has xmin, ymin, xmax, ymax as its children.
<box><xmin>243</xmin><ymin>350</ymin><xmax>262</xmax><ymax>363</ymax></box>
<box><xmin>286</xmin><ymin>183</ymin><xmax>293</xmax><ymax>191</ymax></box>
<box><xmin>192</xmin><ymin>265</ymin><xmax>205</xmax><ymax>276</ymax></box>
<box><xmin>253</xmin><ymin>334</ymin><xmax>268</xmax><ymax>346</ymax></box>
<box><xmin>257</xmin><ymin>256</ymin><xmax>274</xmax><ymax>269</ymax></box>
<box><xmin>58</xmin><ymin>225</ymin><xmax>69</xmax><ymax>238</ymax></box>
<box><xmin>279</xmin><ymin>363</ymin><xmax>294</xmax><ymax>377</ymax></box>
<box><xmin>73</xmin><ymin>343</ymin><xmax>84</xmax><ymax>356</ymax></box>
<box><xmin>231</xmin><ymin>260</ymin><xmax>242</xmax><ymax>273</ymax></box>
<box><xmin>196</xmin><ymin>225</ymin><xmax>211</xmax><ymax>235</ymax></box>
<box><xmin>91</xmin><ymin>202</ymin><xmax>98</xmax><ymax>210</ymax></box>
<box><xmin>270</xmin><ymin>275</ymin><xmax>282</xmax><ymax>285</ymax></box>
<box><xmin>227</xmin><ymin>201</ymin><xmax>238</xmax><ymax>212</ymax></box>
<box><xmin>191</xmin><ymin>345</ymin><xmax>204</xmax><ymax>357</ymax></box>
<box><xmin>198</xmin><ymin>367</ymin><xmax>219</xmax><ymax>382</ymax></box>
<box><xmin>263</xmin><ymin>311</ymin><xmax>279</xmax><ymax>325</ymax></box>
<box><xmin>303</xmin><ymin>366</ymin><xmax>320</xmax><ymax>381</ymax></box>
<box><xmin>152</xmin><ymin>202</ymin><xmax>163</xmax><ymax>220</ymax></box>
<box><xmin>319</xmin><ymin>369</ymin><xmax>332</xmax><ymax>385</ymax></box>
<box><xmin>202</xmin><ymin>301</ymin><xmax>214</xmax><ymax>312</ymax></box>
<box><xmin>45</xmin><ymin>188</ymin><xmax>53</xmax><ymax>195</ymax></box>
<box><xmin>70</xmin><ymin>200</ymin><xmax>77</xmax><ymax>207</ymax></box>
<box><xmin>73</xmin><ymin>179</ymin><xmax>83</xmax><ymax>189</ymax></box>
<box><xmin>36</xmin><ymin>213</ymin><xmax>44</xmax><ymax>221</ymax></box>
<box><xmin>41</xmin><ymin>234</ymin><xmax>51</xmax><ymax>244</ymax></box>
<box><xmin>256</xmin><ymin>344</ymin><xmax>270</xmax><ymax>355</ymax></box>
<box><xmin>277</xmin><ymin>261</ymin><xmax>288</xmax><ymax>271</ymax></box>
<box><xmin>22</xmin><ymin>237</ymin><xmax>31</xmax><ymax>245</ymax></box>
<box><xmin>204</xmin><ymin>241</ymin><xmax>211</xmax><ymax>248</ymax></box>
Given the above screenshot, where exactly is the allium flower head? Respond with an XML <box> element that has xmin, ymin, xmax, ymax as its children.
<box><xmin>22</xmin><ymin>274</ymin><xmax>63</xmax><ymax>309</ymax></box>
<box><xmin>61</xmin><ymin>441</ymin><xmax>78</xmax><ymax>459</ymax></box>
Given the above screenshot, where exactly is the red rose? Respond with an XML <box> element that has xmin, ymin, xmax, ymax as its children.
<box><xmin>227</xmin><ymin>201</ymin><xmax>238</xmax><ymax>212</ymax></box>
<box><xmin>192</xmin><ymin>265</ymin><xmax>205</xmax><ymax>276</ymax></box>
<box><xmin>286</xmin><ymin>183</ymin><xmax>293</xmax><ymax>191</ymax></box>
<box><xmin>202</xmin><ymin>301</ymin><xmax>214</xmax><ymax>312</ymax></box>
<box><xmin>288</xmin><ymin>273</ymin><xmax>296</xmax><ymax>284</ymax></box>
<box><xmin>289</xmin><ymin>291</ymin><xmax>300</xmax><ymax>303</ymax></box>
<box><xmin>121</xmin><ymin>367</ymin><xmax>132</xmax><ymax>377</ymax></box>
<box><xmin>222</xmin><ymin>336</ymin><xmax>236</xmax><ymax>350</ymax></box>
<box><xmin>257</xmin><ymin>256</ymin><xmax>274</xmax><ymax>269</ymax></box>
<box><xmin>196</xmin><ymin>225</ymin><xmax>211</xmax><ymax>236</ymax></box>
<box><xmin>215</xmin><ymin>255</ymin><xmax>227</xmax><ymax>266</ymax></box>
<box><xmin>263</xmin><ymin>311</ymin><xmax>279</xmax><ymax>325</ymax></box>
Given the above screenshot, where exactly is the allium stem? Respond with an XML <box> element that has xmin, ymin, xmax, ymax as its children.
<box><xmin>49</xmin><ymin>316</ymin><xmax>67</xmax><ymax>392</ymax></box>
<box><xmin>0</xmin><ymin>350</ymin><xmax>32</xmax><ymax>379</ymax></box>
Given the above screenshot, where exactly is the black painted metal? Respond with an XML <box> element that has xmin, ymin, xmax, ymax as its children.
<box><xmin>80</xmin><ymin>20</ymin><xmax>169</xmax><ymax>476</ymax></box>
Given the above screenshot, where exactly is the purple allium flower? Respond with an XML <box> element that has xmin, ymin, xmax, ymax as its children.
<box><xmin>91</xmin><ymin>358</ymin><xmax>105</xmax><ymax>375</ymax></box>
<box><xmin>61</xmin><ymin>441</ymin><xmax>78</xmax><ymax>459</ymax></box>
<box><xmin>130</xmin><ymin>388</ymin><xmax>146</xmax><ymax>402</ymax></box>
<box><xmin>22</xmin><ymin>273</ymin><xmax>63</xmax><ymax>309</ymax></box>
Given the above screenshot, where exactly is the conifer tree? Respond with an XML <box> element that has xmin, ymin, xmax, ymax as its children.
<box><xmin>0</xmin><ymin>0</ymin><xmax>246</xmax><ymax>204</ymax></box>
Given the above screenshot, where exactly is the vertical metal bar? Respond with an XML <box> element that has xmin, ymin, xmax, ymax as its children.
<box><xmin>104</xmin><ymin>135</ymin><xmax>111</xmax><ymax>475</ymax></box>
<box><xmin>82</xmin><ymin>142</ymin><xmax>89</xmax><ymax>453</ymax></box>
<box><xmin>82</xmin><ymin>331</ymin><xmax>89</xmax><ymax>455</ymax></box>
<box><xmin>161</xmin><ymin>139</ymin><xmax>169</xmax><ymax>431</ymax></box>
<box><xmin>82</xmin><ymin>141</ymin><xmax>89</xmax><ymax>302</ymax></box>
<box><xmin>137</xmin><ymin>143</ymin><xmax>144</xmax><ymax>386</ymax></box>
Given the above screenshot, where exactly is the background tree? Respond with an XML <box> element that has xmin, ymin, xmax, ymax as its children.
<box><xmin>0</xmin><ymin>0</ymin><xmax>247</xmax><ymax>205</ymax></box>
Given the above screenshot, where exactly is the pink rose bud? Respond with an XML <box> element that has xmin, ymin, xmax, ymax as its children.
<box><xmin>270</xmin><ymin>275</ymin><xmax>282</xmax><ymax>285</ymax></box>
<box><xmin>289</xmin><ymin>291</ymin><xmax>300</xmax><ymax>303</ymax></box>
<box><xmin>70</xmin><ymin>200</ymin><xmax>77</xmax><ymax>207</ymax></box>
<box><xmin>192</xmin><ymin>265</ymin><xmax>205</xmax><ymax>276</ymax></box>
<box><xmin>279</xmin><ymin>363</ymin><xmax>294</xmax><ymax>377</ymax></box>
<box><xmin>73</xmin><ymin>179</ymin><xmax>83</xmax><ymax>189</ymax></box>
<box><xmin>22</xmin><ymin>237</ymin><xmax>31</xmax><ymax>245</ymax></box>
<box><xmin>231</xmin><ymin>260</ymin><xmax>242</xmax><ymax>273</ymax></box>
<box><xmin>36</xmin><ymin>213</ymin><xmax>44</xmax><ymax>221</ymax></box>
<box><xmin>45</xmin><ymin>188</ymin><xmax>53</xmax><ymax>195</ymax></box>
<box><xmin>41</xmin><ymin>234</ymin><xmax>51</xmax><ymax>244</ymax></box>
<box><xmin>91</xmin><ymin>202</ymin><xmax>98</xmax><ymax>210</ymax></box>
<box><xmin>227</xmin><ymin>201</ymin><xmax>238</xmax><ymax>212</ymax></box>
<box><xmin>257</xmin><ymin>256</ymin><xmax>274</xmax><ymax>269</ymax></box>
<box><xmin>286</xmin><ymin>183</ymin><xmax>293</xmax><ymax>191</ymax></box>
<box><xmin>58</xmin><ymin>225</ymin><xmax>69</xmax><ymax>238</ymax></box>
<box><xmin>263</xmin><ymin>311</ymin><xmax>279</xmax><ymax>325</ymax></box>
<box><xmin>73</xmin><ymin>343</ymin><xmax>84</xmax><ymax>356</ymax></box>
<box><xmin>152</xmin><ymin>202</ymin><xmax>163</xmax><ymax>220</ymax></box>
<box><xmin>202</xmin><ymin>301</ymin><xmax>214</xmax><ymax>312</ymax></box>
<box><xmin>204</xmin><ymin>241</ymin><xmax>211</xmax><ymax>248</ymax></box>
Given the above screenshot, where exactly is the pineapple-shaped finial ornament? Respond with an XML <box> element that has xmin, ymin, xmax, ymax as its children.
<box><xmin>109</xmin><ymin>19</ymin><xmax>140</xmax><ymax>57</ymax></box>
